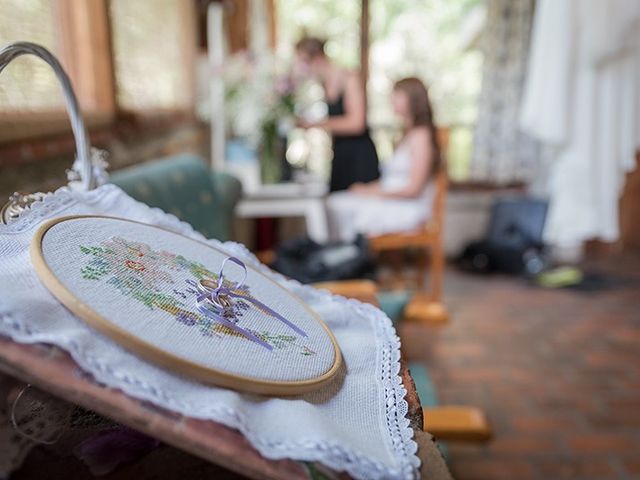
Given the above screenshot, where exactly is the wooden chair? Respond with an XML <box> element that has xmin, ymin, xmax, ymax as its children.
<box><xmin>261</xmin><ymin>129</ymin><xmax>451</xmax><ymax>324</ymax></box>
<box><xmin>368</xmin><ymin>128</ymin><xmax>451</xmax><ymax>325</ymax></box>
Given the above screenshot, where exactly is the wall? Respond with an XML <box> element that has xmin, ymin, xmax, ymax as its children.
<box><xmin>0</xmin><ymin>117</ymin><xmax>208</xmax><ymax>202</ymax></box>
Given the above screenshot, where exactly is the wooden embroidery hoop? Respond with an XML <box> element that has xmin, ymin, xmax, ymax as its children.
<box><xmin>30</xmin><ymin>215</ymin><xmax>342</xmax><ymax>396</ymax></box>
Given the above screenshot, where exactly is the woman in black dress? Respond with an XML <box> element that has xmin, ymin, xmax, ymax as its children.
<box><xmin>295</xmin><ymin>37</ymin><xmax>379</xmax><ymax>192</ymax></box>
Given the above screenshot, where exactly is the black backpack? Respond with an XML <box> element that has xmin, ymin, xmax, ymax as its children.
<box><xmin>271</xmin><ymin>235</ymin><xmax>374</xmax><ymax>284</ymax></box>
<box><xmin>459</xmin><ymin>197</ymin><xmax>548</xmax><ymax>275</ymax></box>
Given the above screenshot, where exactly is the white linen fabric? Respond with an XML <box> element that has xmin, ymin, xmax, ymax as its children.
<box><xmin>327</xmin><ymin>141</ymin><xmax>435</xmax><ymax>242</ymax></box>
<box><xmin>0</xmin><ymin>185</ymin><xmax>419</xmax><ymax>480</ymax></box>
<box><xmin>520</xmin><ymin>0</ymin><xmax>640</xmax><ymax>249</ymax></box>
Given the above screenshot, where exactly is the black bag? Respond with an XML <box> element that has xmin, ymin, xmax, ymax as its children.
<box><xmin>458</xmin><ymin>197</ymin><xmax>548</xmax><ymax>275</ymax></box>
<box><xmin>271</xmin><ymin>235</ymin><xmax>374</xmax><ymax>284</ymax></box>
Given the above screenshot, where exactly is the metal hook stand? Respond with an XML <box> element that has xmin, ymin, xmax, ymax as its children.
<box><xmin>0</xmin><ymin>42</ymin><xmax>97</xmax><ymax>224</ymax></box>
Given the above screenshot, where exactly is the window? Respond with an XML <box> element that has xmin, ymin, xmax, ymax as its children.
<box><xmin>0</xmin><ymin>0</ymin><xmax>64</xmax><ymax>113</ymax></box>
<box><xmin>276</xmin><ymin>0</ymin><xmax>361</xmax><ymax>70</ymax></box>
<box><xmin>276</xmin><ymin>0</ymin><xmax>484</xmax><ymax>181</ymax></box>
<box><xmin>0</xmin><ymin>0</ymin><xmax>196</xmax><ymax>143</ymax></box>
<box><xmin>368</xmin><ymin>0</ymin><xmax>483</xmax><ymax>181</ymax></box>
<box><xmin>109</xmin><ymin>0</ymin><xmax>194</xmax><ymax>112</ymax></box>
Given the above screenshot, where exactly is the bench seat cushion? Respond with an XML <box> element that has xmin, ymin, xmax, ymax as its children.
<box><xmin>110</xmin><ymin>154</ymin><xmax>241</xmax><ymax>241</ymax></box>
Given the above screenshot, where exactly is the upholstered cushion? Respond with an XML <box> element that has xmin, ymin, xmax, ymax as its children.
<box><xmin>377</xmin><ymin>290</ymin><xmax>411</xmax><ymax>325</ymax></box>
<box><xmin>110</xmin><ymin>154</ymin><xmax>241</xmax><ymax>241</ymax></box>
<box><xmin>408</xmin><ymin>361</ymin><xmax>438</xmax><ymax>407</ymax></box>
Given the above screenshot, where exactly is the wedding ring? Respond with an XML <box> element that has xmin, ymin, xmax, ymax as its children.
<box><xmin>197</xmin><ymin>278</ymin><xmax>231</xmax><ymax>311</ymax></box>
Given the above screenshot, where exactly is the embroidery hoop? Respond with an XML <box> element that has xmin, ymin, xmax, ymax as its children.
<box><xmin>30</xmin><ymin>215</ymin><xmax>342</xmax><ymax>395</ymax></box>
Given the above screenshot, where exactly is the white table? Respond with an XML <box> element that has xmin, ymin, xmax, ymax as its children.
<box><xmin>235</xmin><ymin>181</ymin><xmax>330</xmax><ymax>243</ymax></box>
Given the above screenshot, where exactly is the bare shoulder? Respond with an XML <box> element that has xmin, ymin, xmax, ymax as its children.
<box><xmin>407</xmin><ymin>127</ymin><xmax>431</xmax><ymax>148</ymax></box>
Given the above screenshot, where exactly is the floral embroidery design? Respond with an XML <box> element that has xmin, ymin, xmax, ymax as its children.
<box><xmin>79</xmin><ymin>236</ymin><xmax>315</xmax><ymax>355</ymax></box>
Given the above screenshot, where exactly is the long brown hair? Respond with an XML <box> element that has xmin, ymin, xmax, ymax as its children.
<box><xmin>393</xmin><ymin>77</ymin><xmax>441</xmax><ymax>173</ymax></box>
<box><xmin>295</xmin><ymin>36</ymin><xmax>326</xmax><ymax>59</ymax></box>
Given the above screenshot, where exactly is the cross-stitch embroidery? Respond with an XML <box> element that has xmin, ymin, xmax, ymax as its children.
<box><xmin>79</xmin><ymin>237</ymin><xmax>315</xmax><ymax>355</ymax></box>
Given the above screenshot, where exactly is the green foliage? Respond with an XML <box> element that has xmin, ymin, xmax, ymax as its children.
<box><xmin>136</xmin><ymin>290</ymin><xmax>182</xmax><ymax>310</ymax></box>
<box><xmin>80</xmin><ymin>245</ymin><xmax>113</xmax><ymax>256</ymax></box>
<box><xmin>80</xmin><ymin>245</ymin><xmax>113</xmax><ymax>280</ymax></box>
<box><xmin>258</xmin><ymin>331</ymin><xmax>297</xmax><ymax>349</ymax></box>
<box><xmin>81</xmin><ymin>264</ymin><xmax>108</xmax><ymax>281</ymax></box>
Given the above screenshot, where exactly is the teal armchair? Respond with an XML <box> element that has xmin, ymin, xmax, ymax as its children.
<box><xmin>110</xmin><ymin>154</ymin><xmax>242</xmax><ymax>241</ymax></box>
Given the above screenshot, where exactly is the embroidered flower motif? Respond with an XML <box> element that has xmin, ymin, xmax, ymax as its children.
<box><xmin>79</xmin><ymin>237</ymin><xmax>315</xmax><ymax>355</ymax></box>
<box><xmin>125</xmin><ymin>260</ymin><xmax>145</xmax><ymax>272</ymax></box>
<box><xmin>176</xmin><ymin>311</ymin><xmax>198</xmax><ymax>327</ymax></box>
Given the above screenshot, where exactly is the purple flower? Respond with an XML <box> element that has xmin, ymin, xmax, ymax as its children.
<box><xmin>275</xmin><ymin>75</ymin><xmax>295</xmax><ymax>96</ymax></box>
<box><xmin>176</xmin><ymin>311</ymin><xmax>198</xmax><ymax>326</ymax></box>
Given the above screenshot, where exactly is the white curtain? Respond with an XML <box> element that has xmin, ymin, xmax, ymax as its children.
<box><xmin>520</xmin><ymin>0</ymin><xmax>640</xmax><ymax>249</ymax></box>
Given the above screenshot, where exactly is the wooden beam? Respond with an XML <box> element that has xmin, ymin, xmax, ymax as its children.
<box><xmin>54</xmin><ymin>0</ymin><xmax>116</xmax><ymax>117</ymax></box>
<box><xmin>585</xmin><ymin>150</ymin><xmax>640</xmax><ymax>255</ymax></box>
<box><xmin>618</xmin><ymin>151</ymin><xmax>640</xmax><ymax>250</ymax></box>
<box><xmin>267</xmin><ymin>0</ymin><xmax>277</xmax><ymax>50</ymax></box>
<box><xmin>225</xmin><ymin>0</ymin><xmax>249</xmax><ymax>53</ymax></box>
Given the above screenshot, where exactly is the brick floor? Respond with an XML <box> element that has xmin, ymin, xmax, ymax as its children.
<box><xmin>400</xmin><ymin>253</ymin><xmax>640</xmax><ymax>480</ymax></box>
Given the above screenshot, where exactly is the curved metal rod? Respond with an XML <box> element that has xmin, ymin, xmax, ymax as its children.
<box><xmin>0</xmin><ymin>41</ymin><xmax>94</xmax><ymax>190</ymax></box>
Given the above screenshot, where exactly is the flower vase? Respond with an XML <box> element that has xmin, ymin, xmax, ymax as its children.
<box><xmin>260</xmin><ymin>121</ymin><xmax>285</xmax><ymax>184</ymax></box>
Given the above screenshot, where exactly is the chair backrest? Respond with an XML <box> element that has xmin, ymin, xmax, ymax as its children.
<box><xmin>427</xmin><ymin>128</ymin><xmax>450</xmax><ymax>234</ymax></box>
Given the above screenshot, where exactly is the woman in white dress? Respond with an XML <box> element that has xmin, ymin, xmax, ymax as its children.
<box><xmin>327</xmin><ymin>77</ymin><xmax>441</xmax><ymax>242</ymax></box>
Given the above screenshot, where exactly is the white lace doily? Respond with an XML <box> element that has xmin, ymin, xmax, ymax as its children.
<box><xmin>0</xmin><ymin>185</ymin><xmax>419</xmax><ymax>480</ymax></box>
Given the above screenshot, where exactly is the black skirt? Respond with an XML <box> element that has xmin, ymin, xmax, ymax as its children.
<box><xmin>330</xmin><ymin>132</ymin><xmax>380</xmax><ymax>192</ymax></box>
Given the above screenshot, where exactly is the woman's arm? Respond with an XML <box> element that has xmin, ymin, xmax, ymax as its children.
<box><xmin>314</xmin><ymin>73</ymin><xmax>367</xmax><ymax>135</ymax></box>
<box><xmin>350</xmin><ymin>180</ymin><xmax>381</xmax><ymax>195</ymax></box>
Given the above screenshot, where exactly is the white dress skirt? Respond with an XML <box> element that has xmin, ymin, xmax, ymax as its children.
<box><xmin>326</xmin><ymin>141</ymin><xmax>436</xmax><ymax>242</ymax></box>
